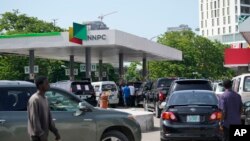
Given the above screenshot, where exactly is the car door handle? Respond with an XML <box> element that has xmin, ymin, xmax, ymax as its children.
<box><xmin>0</xmin><ymin>119</ymin><xmax>6</xmax><ymax>124</ymax></box>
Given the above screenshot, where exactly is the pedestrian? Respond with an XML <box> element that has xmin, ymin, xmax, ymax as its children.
<box><xmin>129</xmin><ymin>83</ymin><xmax>135</xmax><ymax>107</ymax></box>
<box><xmin>219</xmin><ymin>79</ymin><xmax>243</xmax><ymax>141</ymax></box>
<box><xmin>27</xmin><ymin>76</ymin><xmax>61</xmax><ymax>141</ymax></box>
<box><xmin>122</xmin><ymin>84</ymin><xmax>131</xmax><ymax>107</ymax></box>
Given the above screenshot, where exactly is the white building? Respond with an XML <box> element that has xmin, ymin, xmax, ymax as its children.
<box><xmin>167</xmin><ymin>24</ymin><xmax>192</xmax><ymax>32</ymax></box>
<box><xmin>199</xmin><ymin>0</ymin><xmax>250</xmax><ymax>47</ymax></box>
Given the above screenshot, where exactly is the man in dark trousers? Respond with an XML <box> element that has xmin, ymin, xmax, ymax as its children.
<box><xmin>27</xmin><ymin>76</ymin><xmax>61</xmax><ymax>141</ymax></box>
<box><xmin>219</xmin><ymin>79</ymin><xmax>243</xmax><ymax>141</ymax></box>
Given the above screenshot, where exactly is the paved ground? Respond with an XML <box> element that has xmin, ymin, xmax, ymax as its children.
<box><xmin>142</xmin><ymin>116</ymin><xmax>161</xmax><ymax>141</ymax></box>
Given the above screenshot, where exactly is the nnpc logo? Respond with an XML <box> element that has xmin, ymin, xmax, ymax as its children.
<box><xmin>69</xmin><ymin>23</ymin><xmax>87</xmax><ymax>45</ymax></box>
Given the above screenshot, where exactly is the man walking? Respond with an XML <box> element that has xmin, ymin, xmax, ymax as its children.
<box><xmin>27</xmin><ymin>76</ymin><xmax>61</xmax><ymax>141</ymax></box>
<box><xmin>219</xmin><ymin>79</ymin><xmax>243</xmax><ymax>141</ymax></box>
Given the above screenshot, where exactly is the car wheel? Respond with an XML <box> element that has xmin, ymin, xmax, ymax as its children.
<box><xmin>101</xmin><ymin>131</ymin><xmax>129</xmax><ymax>141</ymax></box>
<box><xmin>110</xmin><ymin>104</ymin><xmax>117</xmax><ymax>108</ymax></box>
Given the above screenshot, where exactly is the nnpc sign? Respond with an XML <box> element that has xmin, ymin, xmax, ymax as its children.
<box><xmin>69</xmin><ymin>23</ymin><xmax>106</xmax><ymax>44</ymax></box>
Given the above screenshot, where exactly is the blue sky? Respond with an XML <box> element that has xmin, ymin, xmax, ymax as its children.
<box><xmin>1</xmin><ymin>0</ymin><xmax>199</xmax><ymax>39</ymax></box>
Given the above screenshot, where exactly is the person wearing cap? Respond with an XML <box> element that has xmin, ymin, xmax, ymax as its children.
<box><xmin>219</xmin><ymin>79</ymin><xmax>243</xmax><ymax>141</ymax></box>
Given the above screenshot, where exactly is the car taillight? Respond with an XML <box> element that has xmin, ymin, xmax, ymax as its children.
<box><xmin>159</xmin><ymin>92</ymin><xmax>165</xmax><ymax>101</ymax></box>
<box><xmin>209</xmin><ymin>111</ymin><xmax>222</xmax><ymax>121</ymax></box>
<box><xmin>161</xmin><ymin>112</ymin><xmax>177</xmax><ymax>121</ymax></box>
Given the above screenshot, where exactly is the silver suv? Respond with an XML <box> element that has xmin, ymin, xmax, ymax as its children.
<box><xmin>0</xmin><ymin>81</ymin><xmax>141</xmax><ymax>141</ymax></box>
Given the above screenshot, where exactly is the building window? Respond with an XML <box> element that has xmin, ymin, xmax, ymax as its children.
<box><xmin>218</xmin><ymin>28</ymin><xmax>220</xmax><ymax>34</ymax></box>
<box><xmin>207</xmin><ymin>3</ymin><xmax>208</xmax><ymax>10</ymax></box>
<box><xmin>223</xmin><ymin>27</ymin><xmax>226</xmax><ymax>33</ymax></box>
<box><xmin>212</xmin><ymin>29</ymin><xmax>214</xmax><ymax>35</ymax></box>
<box><xmin>228</xmin><ymin>16</ymin><xmax>231</xmax><ymax>24</ymax></box>
<box><xmin>227</xmin><ymin>7</ymin><xmax>230</xmax><ymax>15</ymax></box>
<box><xmin>211</xmin><ymin>11</ymin><xmax>213</xmax><ymax>18</ymax></box>
<box><xmin>207</xmin><ymin>30</ymin><xmax>209</xmax><ymax>36</ymax></box>
<box><xmin>235</xmin><ymin>6</ymin><xmax>238</xmax><ymax>14</ymax></box>
<box><xmin>235</xmin><ymin>0</ymin><xmax>237</xmax><ymax>4</ymax></box>
<box><xmin>229</xmin><ymin>26</ymin><xmax>231</xmax><ymax>33</ymax></box>
<box><xmin>223</xmin><ymin>8</ymin><xmax>225</xmax><ymax>16</ymax></box>
<box><xmin>217</xmin><ymin>18</ymin><xmax>220</xmax><ymax>26</ymax></box>
<box><xmin>201</xmin><ymin>4</ymin><xmax>203</xmax><ymax>11</ymax></box>
<box><xmin>223</xmin><ymin>17</ymin><xmax>226</xmax><ymax>24</ymax></box>
<box><xmin>223</xmin><ymin>0</ymin><xmax>225</xmax><ymax>7</ymax></box>
<box><xmin>241</xmin><ymin>6</ymin><xmax>250</xmax><ymax>13</ymax></box>
<box><xmin>235</xmin><ymin>15</ymin><xmax>238</xmax><ymax>22</ymax></box>
<box><xmin>218</xmin><ymin>0</ymin><xmax>220</xmax><ymax>8</ymax></box>
<box><xmin>215</xmin><ymin>10</ymin><xmax>217</xmax><ymax>17</ymax></box>
<box><xmin>205</xmin><ymin>20</ymin><xmax>207</xmax><ymax>27</ymax></box>
<box><xmin>236</xmin><ymin>25</ymin><xmax>238</xmax><ymax>32</ymax></box>
<box><xmin>211</xmin><ymin>2</ymin><xmax>213</xmax><ymax>9</ymax></box>
<box><xmin>217</xmin><ymin>9</ymin><xmax>220</xmax><ymax>17</ymax></box>
<box><xmin>212</xmin><ymin>19</ymin><xmax>214</xmax><ymax>26</ymax></box>
<box><xmin>214</xmin><ymin>1</ymin><xmax>217</xmax><ymax>8</ymax></box>
<box><xmin>227</xmin><ymin>0</ymin><xmax>230</xmax><ymax>6</ymax></box>
<box><xmin>201</xmin><ymin>21</ymin><xmax>203</xmax><ymax>28</ymax></box>
<box><xmin>202</xmin><ymin>30</ymin><xmax>204</xmax><ymax>36</ymax></box>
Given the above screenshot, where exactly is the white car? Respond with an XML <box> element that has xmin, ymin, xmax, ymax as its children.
<box><xmin>213</xmin><ymin>82</ymin><xmax>225</xmax><ymax>99</ymax></box>
<box><xmin>92</xmin><ymin>81</ymin><xmax>119</xmax><ymax>107</ymax></box>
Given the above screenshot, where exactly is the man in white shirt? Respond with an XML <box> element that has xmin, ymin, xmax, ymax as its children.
<box><xmin>129</xmin><ymin>83</ymin><xmax>135</xmax><ymax>107</ymax></box>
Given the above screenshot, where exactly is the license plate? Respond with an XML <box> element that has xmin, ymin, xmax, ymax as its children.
<box><xmin>187</xmin><ymin>115</ymin><xmax>200</xmax><ymax>122</ymax></box>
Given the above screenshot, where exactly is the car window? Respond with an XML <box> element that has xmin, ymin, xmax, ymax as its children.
<box><xmin>0</xmin><ymin>88</ymin><xmax>33</xmax><ymax>111</ymax></box>
<box><xmin>46</xmin><ymin>90</ymin><xmax>80</xmax><ymax>111</ymax></box>
<box><xmin>174</xmin><ymin>81</ymin><xmax>212</xmax><ymax>91</ymax></box>
<box><xmin>157</xmin><ymin>79</ymin><xmax>175</xmax><ymax>88</ymax></box>
<box><xmin>244</xmin><ymin>76</ymin><xmax>250</xmax><ymax>92</ymax></box>
<box><xmin>71</xmin><ymin>82</ymin><xmax>94</xmax><ymax>94</ymax></box>
<box><xmin>94</xmin><ymin>85</ymin><xmax>100</xmax><ymax>92</ymax></box>
<box><xmin>102</xmin><ymin>84</ymin><xmax>117</xmax><ymax>91</ymax></box>
<box><xmin>216</xmin><ymin>83</ymin><xmax>225</xmax><ymax>92</ymax></box>
<box><xmin>169</xmin><ymin>92</ymin><xmax>218</xmax><ymax>106</ymax></box>
<box><xmin>234</xmin><ymin>78</ymin><xmax>241</xmax><ymax>93</ymax></box>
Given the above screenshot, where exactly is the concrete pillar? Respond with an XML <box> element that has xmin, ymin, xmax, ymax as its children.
<box><xmin>85</xmin><ymin>47</ymin><xmax>91</xmax><ymax>78</ymax></box>
<box><xmin>99</xmin><ymin>59</ymin><xmax>103</xmax><ymax>81</ymax></box>
<box><xmin>142</xmin><ymin>57</ymin><xmax>147</xmax><ymax>80</ymax></box>
<box><xmin>29</xmin><ymin>50</ymin><xmax>35</xmax><ymax>80</ymax></box>
<box><xmin>69</xmin><ymin>55</ymin><xmax>74</xmax><ymax>80</ymax></box>
<box><xmin>119</xmin><ymin>53</ymin><xmax>124</xmax><ymax>80</ymax></box>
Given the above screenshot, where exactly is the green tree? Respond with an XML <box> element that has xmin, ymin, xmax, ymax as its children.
<box><xmin>149</xmin><ymin>30</ymin><xmax>234</xmax><ymax>80</ymax></box>
<box><xmin>0</xmin><ymin>10</ymin><xmax>66</xmax><ymax>81</ymax></box>
<box><xmin>124</xmin><ymin>62</ymin><xmax>142</xmax><ymax>82</ymax></box>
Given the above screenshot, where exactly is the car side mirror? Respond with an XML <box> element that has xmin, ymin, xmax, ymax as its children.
<box><xmin>78</xmin><ymin>102</ymin><xmax>92</xmax><ymax>112</ymax></box>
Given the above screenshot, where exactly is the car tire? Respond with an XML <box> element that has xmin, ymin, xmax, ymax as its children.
<box><xmin>101</xmin><ymin>131</ymin><xmax>129</xmax><ymax>141</ymax></box>
<box><xmin>110</xmin><ymin>104</ymin><xmax>117</xmax><ymax>108</ymax></box>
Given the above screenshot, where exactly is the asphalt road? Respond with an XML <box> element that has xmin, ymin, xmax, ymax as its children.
<box><xmin>142</xmin><ymin>116</ymin><xmax>161</xmax><ymax>141</ymax></box>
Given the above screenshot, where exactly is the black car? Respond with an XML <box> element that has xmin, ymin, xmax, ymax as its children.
<box><xmin>134</xmin><ymin>81</ymin><xmax>152</xmax><ymax>107</ymax></box>
<box><xmin>144</xmin><ymin>78</ymin><xmax>176</xmax><ymax>118</ymax></box>
<box><xmin>243</xmin><ymin>101</ymin><xmax>250</xmax><ymax>125</ymax></box>
<box><xmin>168</xmin><ymin>79</ymin><xmax>213</xmax><ymax>96</ymax></box>
<box><xmin>160</xmin><ymin>90</ymin><xmax>223</xmax><ymax>141</ymax></box>
<box><xmin>51</xmin><ymin>79</ymin><xmax>97</xmax><ymax>106</ymax></box>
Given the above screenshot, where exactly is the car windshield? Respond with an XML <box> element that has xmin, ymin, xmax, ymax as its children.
<box><xmin>102</xmin><ymin>84</ymin><xmax>117</xmax><ymax>91</ymax></box>
<box><xmin>158</xmin><ymin>78</ymin><xmax>175</xmax><ymax>88</ymax></box>
<box><xmin>244</xmin><ymin>76</ymin><xmax>250</xmax><ymax>92</ymax></box>
<box><xmin>71</xmin><ymin>82</ymin><xmax>94</xmax><ymax>94</ymax></box>
<box><xmin>168</xmin><ymin>92</ymin><xmax>218</xmax><ymax>106</ymax></box>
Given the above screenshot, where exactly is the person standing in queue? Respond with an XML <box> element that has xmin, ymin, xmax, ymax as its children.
<box><xmin>27</xmin><ymin>76</ymin><xmax>61</xmax><ymax>141</ymax></box>
<box><xmin>122</xmin><ymin>84</ymin><xmax>131</xmax><ymax>107</ymax></box>
<box><xmin>129</xmin><ymin>83</ymin><xmax>135</xmax><ymax>107</ymax></box>
<box><xmin>219</xmin><ymin>79</ymin><xmax>243</xmax><ymax>141</ymax></box>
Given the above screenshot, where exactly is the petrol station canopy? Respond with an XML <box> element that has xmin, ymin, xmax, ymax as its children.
<box><xmin>0</xmin><ymin>29</ymin><xmax>182</xmax><ymax>65</ymax></box>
